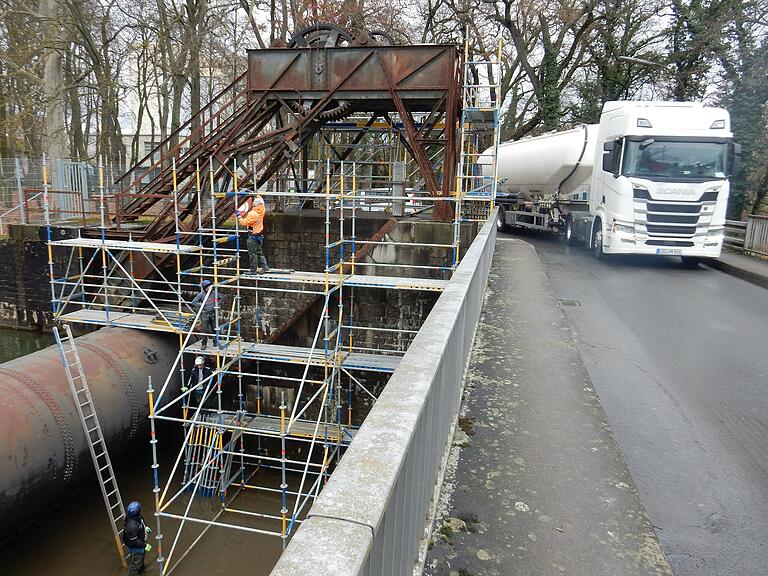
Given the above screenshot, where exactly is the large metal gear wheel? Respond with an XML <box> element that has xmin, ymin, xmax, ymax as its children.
<box><xmin>289</xmin><ymin>23</ymin><xmax>355</xmax><ymax>48</ymax></box>
<box><xmin>367</xmin><ymin>29</ymin><xmax>395</xmax><ymax>46</ymax></box>
<box><xmin>287</xmin><ymin>24</ymin><xmax>356</xmax><ymax>121</ymax></box>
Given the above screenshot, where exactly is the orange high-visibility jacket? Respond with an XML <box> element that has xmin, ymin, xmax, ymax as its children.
<box><xmin>238</xmin><ymin>198</ymin><xmax>265</xmax><ymax>234</ymax></box>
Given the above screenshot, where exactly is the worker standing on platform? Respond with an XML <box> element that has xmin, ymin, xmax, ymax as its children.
<box><xmin>123</xmin><ymin>501</ymin><xmax>151</xmax><ymax>575</ymax></box>
<box><xmin>185</xmin><ymin>356</ymin><xmax>213</xmax><ymax>408</ymax></box>
<box><xmin>235</xmin><ymin>190</ymin><xmax>270</xmax><ymax>274</ymax></box>
<box><xmin>191</xmin><ymin>279</ymin><xmax>216</xmax><ymax>349</ymax></box>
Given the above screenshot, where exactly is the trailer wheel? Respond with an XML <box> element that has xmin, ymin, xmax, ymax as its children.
<box><xmin>592</xmin><ymin>221</ymin><xmax>605</xmax><ymax>260</ymax></box>
<box><xmin>496</xmin><ymin>207</ymin><xmax>508</xmax><ymax>232</ymax></box>
<box><xmin>565</xmin><ymin>217</ymin><xmax>577</xmax><ymax>245</ymax></box>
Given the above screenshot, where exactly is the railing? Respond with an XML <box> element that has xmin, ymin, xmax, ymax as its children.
<box><xmin>744</xmin><ymin>215</ymin><xmax>768</xmax><ymax>257</ymax></box>
<box><xmin>725</xmin><ymin>216</ymin><xmax>768</xmax><ymax>257</ymax></box>
<box><xmin>724</xmin><ymin>219</ymin><xmax>746</xmax><ymax>250</ymax></box>
<box><xmin>22</xmin><ymin>188</ymin><xmax>114</xmax><ymax>227</ymax></box>
<box><xmin>269</xmin><ymin>209</ymin><xmax>498</xmax><ymax>576</ymax></box>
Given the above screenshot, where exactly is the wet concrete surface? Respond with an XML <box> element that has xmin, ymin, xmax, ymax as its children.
<box><xmin>495</xmin><ymin>230</ymin><xmax>768</xmax><ymax>575</ymax></box>
<box><xmin>426</xmin><ymin>238</ymin><xmax>671</xmax><ymax>576</ymax></box>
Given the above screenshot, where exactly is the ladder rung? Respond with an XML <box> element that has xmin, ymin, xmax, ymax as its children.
<box><xmin>99</xmin><ymin>464</ymin><xmax>111</xmax><ymax>472</ymax></box>
<box><xmin>84</xmin><ymin>413</ymin><xmax>96</xmax><ymax>420</ymax></box>
<box><xmin>111</xmin><ymin>502</ymin><xmax>122</xmax><ymax>510</ymax></box>
<box><xmin>105</xmin><ymin>489</ymin><xmax>117</xmax><ymax>498</ymax></box>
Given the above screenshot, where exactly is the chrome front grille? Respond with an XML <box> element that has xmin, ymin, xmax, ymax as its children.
<box><xmin>633</xmin><ymin>188</ymin><xmax>717</xmax><ymax>240</ymax></box>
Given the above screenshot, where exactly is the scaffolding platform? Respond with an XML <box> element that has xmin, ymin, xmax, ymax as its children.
<box><xmin>243</xmin><ymin>414</ymin><xmax>356</xmax><ymax>443</ymax></box>
<box><xmin>462</xmin><ymin>108</ymin><xmax>499</xmax><ymax>132</ymax></box>
<box><xmin>50</xmin><ymin>237</ymin><xmax>201</xmax><ymax>254</ymax></box>
<box><xmin>239</xmin><ymin>270</ymin><xmax>448</xmax><ymax>291</ymax></box>
<box><xmin>194</xmin><ymin>410</ymin><xmax>356</xmax><ymax>444</ymax></box>
<box><xmin>186</xmin><ymin>340</ymin><xmax>402</xmax><ymax>373</ymax></box>
<box><xmin>57</xmin><ymin>309</ymin><xmax>182</xmax><ymax>332</ymax></box>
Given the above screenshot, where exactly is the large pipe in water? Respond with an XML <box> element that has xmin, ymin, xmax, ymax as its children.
<box><xmin>0</xmin><ymin>327</ymin><xmax>178</xmax><ymax>542</ymax></box>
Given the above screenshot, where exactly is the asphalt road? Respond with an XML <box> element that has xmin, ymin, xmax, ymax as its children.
<box><xmin>497</xmin><ymin>229</ymin><xmax>768</xmax><ymax>575</ymax></box>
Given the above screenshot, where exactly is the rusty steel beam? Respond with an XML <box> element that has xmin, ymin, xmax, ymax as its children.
<box><xmin>110</xmin><ymin>41</ymin><xmax>460</xmax><ymax>241</ymax></box>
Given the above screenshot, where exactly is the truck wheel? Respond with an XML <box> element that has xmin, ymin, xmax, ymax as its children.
<box><xmin>496</xmin><ymin>207</ymin><xmax>508</xmax><ymax>232</ymax></box>
<box><xmin>565</xmin><ymin>217</ymin><xmax>577</xmax><ymax>245</ymax></box>
<box><xmin>592</xmin><ymin>222</ymin><xmax>605</xmax><ymax>260</ymax></box>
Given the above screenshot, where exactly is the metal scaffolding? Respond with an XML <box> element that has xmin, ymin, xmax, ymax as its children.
<box><xmin>41</xmin><ymin>31</ymin><xmax>502</xmax><ymax>576</ymax></box>
<box><xmin>453</xmin><ymin>38</ymin><xmax>503</xmax><ymax>256</ymax></box>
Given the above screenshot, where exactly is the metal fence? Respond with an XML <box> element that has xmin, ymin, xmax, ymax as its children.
<box><xmin>0</xmin><ymin>157</ymin><xmax>122</xmax><ymax>234</ymax></box>
<box><xmin>744</xmin><ymin>215</ymin><xmax>768</xmax><ymax>257</ymax></box>
<box><xmin>725</xmin><ymin>216</ymin><xmax>768</xmax><ymax>258</ymax></box>
<box><xmin>269</xmin><ymin>209</ymin><xmax>498</xmax><ymax>576</ymax></box>
<box><xmin>724</xmin><ymin>219</ymin><xmax>747</xmax><ymax>250</ymax></box>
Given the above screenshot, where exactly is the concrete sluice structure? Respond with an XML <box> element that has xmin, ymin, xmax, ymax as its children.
<box><xmin>0</xmin><ymin>327</ymin><xmax>178</xmax><ymax>542</ymax></box>
<box><xmin>17</xmin><ymin>25</ymin><xmax>502</xmax><ymax>575</ymax></box>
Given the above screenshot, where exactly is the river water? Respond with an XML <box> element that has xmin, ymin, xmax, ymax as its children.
<box><xmin>1</xmin><ymin>329</ymin><xmax>286</xmax><ymax>575</ymax></box>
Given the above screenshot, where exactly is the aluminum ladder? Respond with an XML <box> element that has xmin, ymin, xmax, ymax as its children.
<box><xmin>54</xmin><ymin>324</ymin><xmax>128</xmax><ymax>567</ymax></box>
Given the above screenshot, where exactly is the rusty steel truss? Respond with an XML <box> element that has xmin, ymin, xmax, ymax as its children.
<box><xmin>111</xmin><ymin>42</ymin><xmax>460</xmax><ymax>243</ymax></box>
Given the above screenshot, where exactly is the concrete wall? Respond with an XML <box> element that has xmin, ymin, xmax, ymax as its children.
<box><xmin>0</xmin><ymin>231</ymin><xmax>52</xmax><ymax>330</ymax></box>
<box><xmin>0</xmin><ymin>213</ymin><xmax>475</xmax><ymax>341</ymax></box>
<box><xmin>270</xmin><ymin>211</ymin><xmax>497</xmax><ymax>576</ymax></box>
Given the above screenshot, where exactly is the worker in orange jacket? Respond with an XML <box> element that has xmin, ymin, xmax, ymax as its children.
<box><xmin>236</xmin><ymin>191</ymin><xmax>270</xmax><ymax>274</ymax></box>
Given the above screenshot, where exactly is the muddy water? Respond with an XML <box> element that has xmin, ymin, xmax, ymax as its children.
<box><xmin>0</xmin><ymin>327</ymin><xmax>54</xmax><ymax>363</ymax></box>
<box><xmin>1</xmin><ymin>329</ymin><xmax>289</xmax><ymax>575</ymax></box>
<box><xmin>6</xmin><ymin>435</ymin><xmax>290</xmax><ymax>575</ymax></box>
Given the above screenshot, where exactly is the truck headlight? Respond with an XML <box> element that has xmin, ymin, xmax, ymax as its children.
<box><xmin>612</xmin><ymin>222</ymin><xmax>635</xmax><ymax>234</ymax></box>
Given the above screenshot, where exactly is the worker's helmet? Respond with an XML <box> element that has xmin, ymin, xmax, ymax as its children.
<box><xmin>126</xmin><ymin>501</ymin><xmax>141</xmax><ymax>517</ymax></box>
<box><xmin>254</xmin><ymin>195</ymin><xmax>265</xmax><ymax>206</ymax></box>
<box><xmin>195</xmin><ymin>356</ymin><xmax>205</xmax><ymax>366</ymax></box>
<box><xmin>201</xmin><ymin>279</ymin><xmax>212</xmax><ymax>288</ymax></box>
<box><xmin>236</xmin><ymin>199</ymin><xmax>251</xmax><ymax>214</ymax></box>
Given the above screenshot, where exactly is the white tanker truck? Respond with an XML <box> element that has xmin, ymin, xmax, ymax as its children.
<box><xmin>486</xmin><ymin>101</ymin><xmax>741</xmax><ymax>261</ymax></box>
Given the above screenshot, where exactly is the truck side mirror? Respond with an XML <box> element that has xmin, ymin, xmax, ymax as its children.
<box><xmin>602</xmin><ymin>141</ymin><xmax>615</xmax><ymax>174</ymax></box>
<box><xmin>729</xmin><ymin>142</ymin><xmax>742</xmax><ymax>177</ymax></box>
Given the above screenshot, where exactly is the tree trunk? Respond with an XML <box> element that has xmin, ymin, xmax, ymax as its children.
<box><xmin>40</xmin><ymin>0</ymin><xmax>67</xmax><ymax>163</ymax></box>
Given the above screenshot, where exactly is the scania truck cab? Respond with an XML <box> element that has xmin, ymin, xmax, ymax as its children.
<box><xmin>589</xmin><ymin>101</ymin><xmax>738</xmax><ymax>259</ymax></box>
<box><xmin>490</xmin><ymin>101</ymin><xmax>741</xmax><ymax>261</ymax></box>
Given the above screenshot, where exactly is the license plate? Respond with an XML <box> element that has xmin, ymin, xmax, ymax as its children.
<box><xmin>656</xmin><ymin>248</ymin><xmax>682</xmax><ymax>255</ymax></box>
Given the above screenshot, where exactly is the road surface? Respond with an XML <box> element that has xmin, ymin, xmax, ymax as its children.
<box><xmin>500</xmin><ymin>229</ymin><xmax>768</xmax><ymax>575</ymax></box>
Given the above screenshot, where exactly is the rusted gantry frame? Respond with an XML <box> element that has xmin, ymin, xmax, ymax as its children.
<box><xmin>106</xmin><ymin>44</ymin><xmax>459</xmax><ymax>242</ymax></box>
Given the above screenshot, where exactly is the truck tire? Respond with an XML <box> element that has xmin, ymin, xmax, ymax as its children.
<box><xmin>497</xmin><ymin>207</ymin><xmax>508</xmax><ymax>232</ymax></box>
<box><xmin>592</xmin><ymin>220</ymin><xmax>605</xmax><ymax>260</ymax></box>
<box><xmin>564</xmin><ymin>217</ymin><xmax>578</xmax><ymax>245</ymax></box>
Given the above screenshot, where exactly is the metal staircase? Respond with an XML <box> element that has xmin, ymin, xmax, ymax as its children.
<box><xmin>54</xmin><ymin>324</ymin><xmax>127</xmax><ymax>567</ymax></box>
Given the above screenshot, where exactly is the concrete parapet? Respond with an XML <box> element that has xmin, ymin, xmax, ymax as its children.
<box><xmin>270</xmin><ymin>210</ymin><xmax>497</xmax><ymax>575</ymax></box>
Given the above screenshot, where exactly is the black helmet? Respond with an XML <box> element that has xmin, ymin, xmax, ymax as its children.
<box><xmin>126</xmin><ymin>501</ymin><xmax>141</xmax><ymax>517</ymax></box>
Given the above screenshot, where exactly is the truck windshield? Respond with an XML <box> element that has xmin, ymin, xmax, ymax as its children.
<box><xmin>622</xmin><ymin>139</ymin><xmax>728</xmax><ymax>181</ymax></box>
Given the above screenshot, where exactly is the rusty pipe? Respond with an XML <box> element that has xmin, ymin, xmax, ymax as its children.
<box><xmin>0</xmin><ymin>327</ymin><xmax>178</xmax><ymax>542</ymax></box>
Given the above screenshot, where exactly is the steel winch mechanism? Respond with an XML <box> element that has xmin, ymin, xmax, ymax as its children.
<box><xmin>281</xmin><ymin>25</ymin><xmax>397</xmax><ymax>126</ymax></box>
